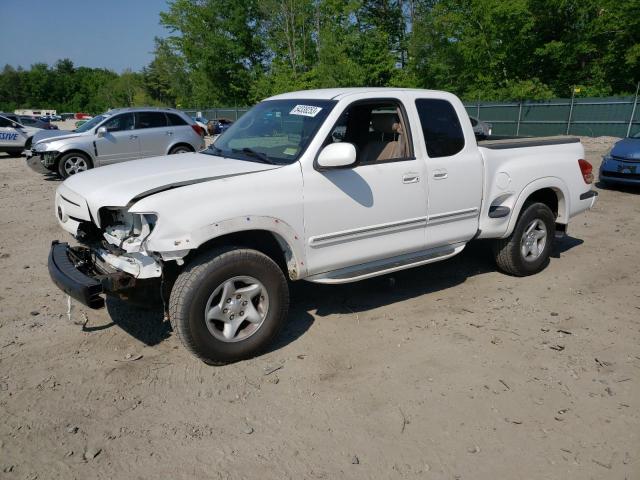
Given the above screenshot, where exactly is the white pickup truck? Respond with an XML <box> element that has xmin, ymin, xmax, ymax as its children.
<box><xmin>48</xmin><ymin>88</ymin><xmax>598</xmax><ymax>364</ymax></box>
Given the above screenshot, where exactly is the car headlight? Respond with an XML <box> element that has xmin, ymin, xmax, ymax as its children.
<box><xmin>99</xmin><ymin>208</ymin><xmax>157</xmax><ymax>253</ymax></box>
<box><xmin>34</xmin><ymin>143</ymin><xmax>46</xmax><ymax>152</ymax></box>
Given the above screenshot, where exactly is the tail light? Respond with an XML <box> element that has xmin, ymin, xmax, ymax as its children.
<box><xmin>191</xmin><ymin>124</ymin><xmax>204</xmax><ymax>137</ymax></box>
<box><xmin>578</xmin><ymin>159</ymin><xmax>593</xmax><ymax>184</ymax></box>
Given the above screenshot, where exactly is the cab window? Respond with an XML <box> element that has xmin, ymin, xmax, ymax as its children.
<box><xmin>0</xmin><ymin>116</ymin><xmax>12</xmax><ymax>128</ymax></box>
<box><xmin>415</xmin><ymin>99</ymin><xmax>465</xmax><ymax>158</ymax></box>
<box><xmin>325</xmin><ymin>100</ymin><xmax>412</xmax><ymax>164</ymax></box>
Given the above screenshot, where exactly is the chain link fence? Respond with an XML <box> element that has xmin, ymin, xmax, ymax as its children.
<box><xmin>181</xmin><ymin>91</ymin><xmax>640</xmax><ymax>138</ymax></box>
<box><xmin>464</xmin><ymin>93</ymin><xmax>640</xmax><ymax>138</ymax></box>
<box><xmin>181</xmin><ymin>107</ymin><xmax>249</xmax><ymax>122</ymax></box>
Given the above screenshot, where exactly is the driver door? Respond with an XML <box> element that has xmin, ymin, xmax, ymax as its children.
<box><xmin>94</xmin><ymin>113</ymin><xmax>140</xmax><ymax>165</ymax></box>
<box><xmin>302</xmin><ymin>99</ymin><xmax>428</xmax><ymax>275</ymax></box>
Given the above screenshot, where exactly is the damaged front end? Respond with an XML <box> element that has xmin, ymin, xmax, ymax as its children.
<box><xmin>50</xmin><ymin>204</ymin><xmax>167</xmax><ymax>308</ymax></box>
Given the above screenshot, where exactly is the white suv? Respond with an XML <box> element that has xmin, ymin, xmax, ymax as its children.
<box><xmin>0</xmin><ymin>113</ymin><xmax>41</xmax><ymax>156</ymax></box>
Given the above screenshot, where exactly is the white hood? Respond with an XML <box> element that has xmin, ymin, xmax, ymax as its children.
<box><xmin>60</xmin><ymin>152</ymin><xmax>280</xmax><ymax>224</ymax></box>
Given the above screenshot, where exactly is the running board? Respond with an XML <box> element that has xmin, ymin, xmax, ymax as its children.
<box><xmin>306</xmin><ymin>243</ymin><xmax>466</xmax><ymax>284</ymax></box>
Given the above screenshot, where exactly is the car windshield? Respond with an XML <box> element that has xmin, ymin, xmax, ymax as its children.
<box><xmin>632</xmin><ymin>131</ymin><xmax>640</xmax><ymax>139</ymax></box>
<box><xmin>75</xmin><ymin>115</ymin><xmax>107</xmax><ymax>133</ymax></box>
<box><xmin>204</xmin><ymin>99</ymin><xmax>336</xmax><ymax>164</ymax></box>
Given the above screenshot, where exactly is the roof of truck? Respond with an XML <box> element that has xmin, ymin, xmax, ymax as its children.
<box><xmin>265</xmin><ymin>87</ymin><xmax>445</xmax><ymax>101</ymax></box>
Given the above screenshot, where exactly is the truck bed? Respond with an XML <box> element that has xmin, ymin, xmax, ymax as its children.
<box><xmin>479</xmin><ymin>136</ymin><xmax>580</xmax><ymax>150</ymax></box>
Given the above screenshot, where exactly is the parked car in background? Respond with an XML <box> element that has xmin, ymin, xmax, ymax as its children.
<box><xmin>46</xmin><ymin>88</ymin><xmax>598</xmax><ymax>364</ymax></box>
<box><xmin>32</xmin><ymin>107</ymin><xmax>206</xmax><ymax>178</ymax></box>
<box><xmin>599</xmin><ymin>131</ymin><xmax>640</xmax><ymax>186</ymax></box>
<box><xmin>0</xmin><ymin>113</ymin><xmax>41</xmax><ymax>155</ymax></box>
<box><xmin>60</xmin><ymin>113</ymin><xmax>75</xmax><ymax>121</ymax></box>
<box><xmin>470</xmin><ymin>116</ymin><xmax>492</xmax><ymax>139</ymax></box>
<box><xmin>191</xmin><ymin>116</ymin><xmax>209</xmax><ymax>135</ymax></box>
<box><xmin>74</xmin><ymin>119</ymin><xmax>90</xmax><ymax>129</ymax></box>
<box><xmin>19</xmin><ymin>116</ymin><xmax>59</xmax><ymax>130</ymax></box>
<box><xmin>207</xmin><ymin>118</ymin><xmax>234</xmax><ymax>135</ymax></box>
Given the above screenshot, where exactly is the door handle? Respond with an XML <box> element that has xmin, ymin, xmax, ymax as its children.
<box><xmin>433</xmin><ymin>169</ymin><xmax>448</xmax><ymax>179</ymax></box>
<box><xmin>402</xmin><ymin>173</ymin><xmax>420</xmax><ymax>184</ymax></box>
<box><xmin>129</xmin><ymin>135</ymin><xmax>138</xmax><ymax>140</ymax></box>
<box><xmin>166</xmin><ymin>131</ymin><xmax>173</xmax><ymax>136</ymax></box>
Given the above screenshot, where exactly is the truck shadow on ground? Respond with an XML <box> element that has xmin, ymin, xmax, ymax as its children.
<box><xmin>102</xmin><ymin>236</ymin><xmax>584</xmax><ymax>350</ymax></box>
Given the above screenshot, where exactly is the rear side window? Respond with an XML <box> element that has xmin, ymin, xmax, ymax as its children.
<box><xmin>167</xmin><ymin>113</ymin><xmax>188</xmax><ymax>126</ymax></box>
<box><xmin>415</xmin><ymin>99</ymin><xmax>465</xmax><ymax>158</ymax></box>
<box><xmin>136</xmin><ymin>111</ymin><xmax>167</xmax><ymax>129</ymax></box>
<box><xmin>0</xmin><ymin>116</ymin><xmax>12</xmax><ymax>127</ymax></box>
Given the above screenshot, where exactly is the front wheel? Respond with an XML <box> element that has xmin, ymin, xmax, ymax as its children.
<box><xmin>493</xmin><ymin>202</ymin><xmax>555</xmax><ymax>276</ymax></box>
<box><xmin>169</xmin><ymin>247</ymin><xmax>289</xmax><ymax>364</ymax></box>
<box><xmin>57</xmin><ymin>152</ymin><xmax>92</xmax><ymax>179</ymax></box>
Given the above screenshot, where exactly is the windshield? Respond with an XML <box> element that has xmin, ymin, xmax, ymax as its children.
<box><xmin>632</xmin><ymin>131</ymin><xmax>640</xmax><ymax>139</ymax></box>
<box><xmin>205</xmin><ymin>99</ymin><xmax>336</xmax><ymax>164</ymax></box>
<box><xmin>75</xmin><ymin>114</ymin><xmax>108</xmax><ymax>133</ymax></box>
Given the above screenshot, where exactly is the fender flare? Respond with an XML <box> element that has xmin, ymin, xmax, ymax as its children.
<box><xmin>150</xmin><ymin>215</ymin><xmax>308</xmax><ymax>279</ymax></box>
<box><xmin>504</xmin><ymin>176</ymin><xmax>570</xmax><ymax>238</ymax></box>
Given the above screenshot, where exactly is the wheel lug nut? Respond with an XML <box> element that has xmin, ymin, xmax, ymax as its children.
<box><xmin>223</xmin><ymin>308</ymin><xmax>228</xmax><ymax>313</ymax></box>
<box><xmin>240</xmin><ymin>311</ymin><xmax>244</xmax><ymax>316</ymax></box>
<box><xmin>226</xmin><ymin>298</ymin><xmax>231</xmax><ymax>303</ymax></box>
<box><xmin>242</xmin><ymin>301</ymin><xmax>247</xmax><ymax>306</ymax></box>
<box><xmin>229</xmin><ymin>314</ymin><xmax>235</xmax><ymax>320</ymax></box>
<box><xmin>236</xmin><ymin>294</ymin><xmax>242</xmax><ymax>299</ymax></box>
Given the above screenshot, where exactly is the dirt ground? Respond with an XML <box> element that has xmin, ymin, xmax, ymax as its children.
<box><xmin>0</xmin><ymin>138</ymin><xmax>638</xmax><ymax>480</ymax></box>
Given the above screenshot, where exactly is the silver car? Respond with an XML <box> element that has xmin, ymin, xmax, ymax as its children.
<box><xmin>32</xmin><ymin>107</ymin><xmax>205</xmax><ymax>178</ymax></box>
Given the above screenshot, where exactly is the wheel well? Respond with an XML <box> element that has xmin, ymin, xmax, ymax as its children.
<box><xmin>523</xmin><ymin>188</ymin><xmax>559</xmax><ymax>218</ymax></box>
<box><xmin>191</xmin><ymin>230</ymin><xmax>290</xmax><ymax>274</ymax></box>
<box><xmin>56</xmin><ymin>149</ymin><xmax>92</xmax><ymax>165</ymax></box>
<box><xmin>25</xmin><ymin>137</ymin><xmax>33</xmax><ymax>149</ymax></box>
<box><xmin>169</xmin><ymin>143</ymin><xmax>195</xmax><ymax>154</ymax></box>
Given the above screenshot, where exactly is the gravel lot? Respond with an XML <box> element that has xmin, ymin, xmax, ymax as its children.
<box><xmin>0</xmin><ymin>138</ymin><xmax>638</xmax><ymax>479</ymax></box>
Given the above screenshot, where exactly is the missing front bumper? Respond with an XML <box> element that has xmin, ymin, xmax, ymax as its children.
<box><xmin>48</xmin><ymin>241</ymin><xmax>136</xmax><ymax>308</ymax></box>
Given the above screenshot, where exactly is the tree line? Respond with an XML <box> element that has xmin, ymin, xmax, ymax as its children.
<box><xmin>1</xmin><ymin>0</ymin><xmax>638</xmax><ymax>113</ymax></box>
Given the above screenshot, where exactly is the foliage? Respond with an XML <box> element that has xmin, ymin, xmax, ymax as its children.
<box><xmin>0</xmin><ymin>0</ymin><xmax>638</xmax><ymax>112</ymax></box>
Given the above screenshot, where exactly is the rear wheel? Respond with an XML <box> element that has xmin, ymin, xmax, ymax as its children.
<box><xmin>169</xmin><ymin>145</ymin><xmax>193</xmax><ymax>155</ymax></box>
<box><xmin>169</xmin><ymin>247</ymin><xmax>289</xmax><ymax>365</ymax></box>
<box><xmin>493</xmin><ymin>202</ymin><xmax>555</xmax><ymax>276</ymax></box>
<box><xmin>57</xmin><ymin>152</ymin><xmax>92</xmax><ymax>179</ymax></box>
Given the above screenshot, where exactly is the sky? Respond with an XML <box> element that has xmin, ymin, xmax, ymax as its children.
<box><xmin>0</xmin><ymin>0</ymin><xmax>170</xmax><ymax>72</ymax></box>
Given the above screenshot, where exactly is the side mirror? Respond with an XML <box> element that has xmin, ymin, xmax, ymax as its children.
<box><xmin>317</xmin><ymin>142</ymin><xmax>357</xmax><ymax>169</ymax></box>
<box><xmin>11</xmin><ymin>122</ymin><xmax>19</xmax><ymax>128</ymax></box>
<box><xmin>96</xmin><ymin>126</ymin><xmax>107</xmax><ymax>137</ymax></box>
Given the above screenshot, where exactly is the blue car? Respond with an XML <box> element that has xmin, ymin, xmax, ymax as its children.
<box><xmin>599</xmin><ymin>131</ymin><xmax>640</xmax><ymax>186</ymax></box>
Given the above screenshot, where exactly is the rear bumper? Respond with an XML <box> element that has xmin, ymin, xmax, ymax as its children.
<box><xmin>48</xmin><ymin>241</ymin><xmax>136</xmax><ymax>309</ymax></box>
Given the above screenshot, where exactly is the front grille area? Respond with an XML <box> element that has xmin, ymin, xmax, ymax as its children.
<box><xmin>602</xmin><ymin>171</ymin><xmax>640</xmax><ymax>180</ymax></box>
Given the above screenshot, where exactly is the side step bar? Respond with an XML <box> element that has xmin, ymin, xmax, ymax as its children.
<box><xmin>306</xmin><ymin>243</ymin><xmax>466</xmax><ymax>284</ymax></box>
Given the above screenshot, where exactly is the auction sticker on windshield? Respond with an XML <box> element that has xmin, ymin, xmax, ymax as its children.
<box><xmin>290</xmin><ymin>105</ymin><xmax>323</xmax><ymax>117</ymax></box>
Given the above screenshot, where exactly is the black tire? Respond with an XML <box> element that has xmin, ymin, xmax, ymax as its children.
<box><xmin>57</xmin><ymin>152</ymin><xmax>92</xmax><ymax>179</ymax></box>
<box><xmin>169</xmin><ymin>247</ymin><xmax>289</xmax><ymax>365</ymax></box>
<box><xmin>493</xmin><ymin>202</ymin><xmax>555</xmax><ymax>276</ymax></box>
<box><xmin>169</xmin><ymin>144</ymin><xmax>193</xmax><ymax>155</ymax></box>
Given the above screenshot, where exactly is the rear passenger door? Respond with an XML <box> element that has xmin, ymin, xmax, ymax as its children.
<box><xmin>414</xmin><ymin>98</ymin><xmax>483</xmax><ymax>248</ymax></box>
<box><xmin>136</xmin><ymin>111</ymin><xmax>171</xmax><ymax>158</ymax></box>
